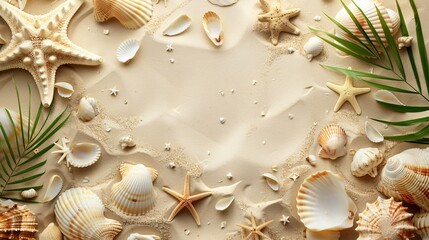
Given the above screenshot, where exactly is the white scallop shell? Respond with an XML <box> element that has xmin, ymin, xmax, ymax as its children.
<box><xmin>202</xmin><ymin>11</ymin><xmax>224</xmax><ymax>47</ymax></box>
<box><xmin>77</xmin><ymin>97</ymin><xmax>99</xmax><ymax>122</ymax></box>
<box><xmin>318</xmin><ymin>124</ymin><xmax>347</xmax><ymax>160</ymax></box>
<box><xmin>127</xmin><ymin>233</ymin><xmax>161</xmax><ymax>240</ymax></box>
<box><xmin>262</xmin><ymin>173</ymin><xmax>280</xmax><ymax>192</ymax></box>
<box><xmin>116</xmin><ymin>39</ymin><xmax>141</xmax><ymax>63</ymax></box>
<box><xmin>208</xmin><ymin>0</ymin><xmax>238</xmax><ymax>7</ymax></box>
<box><xmin>54</xmin><ymin>82</ymin><xmax>74</xmax><ymax>98</ymax></box>
<box><xmin>365</xmin><ymin>121</ymin><xmax>384</xmax><ymax>143</ymax></box>
<box><xmin>120</xmin><ymin>135</ymin><xmax>136</xmax><ymax>149</ymax></box>
<box><xmin>39</xmin><ymin>222</ymin><xmax>62</xmax><ymax>240</ymax></box>
<box><xmin>215</xmin><ymin>195</ymin><xmax>235</xmax><ymax>211</ymax></box>
<box><xmin>42</xmin><ymin>175</ymin><xmax>63</xmax><ymax>202</ymax></box>
<box><xmin>351</xmin><ymin>148</ymin><xmax>383</xmax><ymax>177</ymax></box>
<box><xmin>374</xmin><ymin>89</ymin><xmax>405</xmax><ymax>106</ymax></box>
<box><xmin>304</xmin><ymin>36</ymin><xmax>324</xmax><ymax>61</ymax></box>
<box><xmin>163</xmin><ymin>15</ymin><xmax>192</xmax><ymax>36</ymax></box>
<box><xmin>21</xmin><ymin>188</ymin><xmax>37</xmax><ymax>199</ymax></box>
<box><xmin>54</xmin><ymin>188</ymin><xmax>122</xmax><ymax>240</ymax></box>
<box><xmin>110</xmin><ymin>163</ymin><xmax>158</xmax><ymax>216</ymax></box>
<box><xmin>413</xmin><ymin>212</ymin><xmax>429</xmax><ymax>240</ymax></box>
<box><xmin>297</xmin><ymin>171</ymin><xmax>357</xmax><ymax>232</ymax></box>
<box><xmin>306</xmin><ymin>229</ymin><xmax>340</xmax><ymax>240</ymax></box>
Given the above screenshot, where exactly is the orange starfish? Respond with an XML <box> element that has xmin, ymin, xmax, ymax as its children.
<box><xmin>162</xmin><ymin>175</ymin><xmax>212</xmax><ymax>226</ymax></box>
<box><xmin>237</xmin><ymin>212</ymin><xmax>273</xmax><ymax>240</ymax></box>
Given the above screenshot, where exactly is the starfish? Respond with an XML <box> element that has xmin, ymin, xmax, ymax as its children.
<box><xmin>166</xmin><ymin>44</ymin><xmax>173</xmax><ymax>52</ymax></box>
<box><xmin>109</xmin><ymin>86</ymin><xmax>119</xmax><ymax>96</ymax></box>
<box><xmin>52</xmin><ymin>137</ymin><xmax>71</xmax><ymax>167</ymax></box>
<box><xmin>258</xmin><ymin>0</ymin><xmax>300</xmax><ymax>46</ymax></box>
<box><xmin>280</xmin><ymin>215</ymin><xmax>290</xmax><ymax>225</ymax></box>
<box><xmin>237</xmin><ymin>212</ymin><xmax>273</xmax><ymax>240</ymax></box>
<box><xmin>162</xmin><ymin>175</ymin><xmax>212</xmax><ymax>226</ymax></box>
<box><xmin>326</xmin><ymin>67</ymin><xmax>371</xmax><ymax>115</ymax></box>
<box><xmin>0</xmin><ymin>0</ymin><xmax>102</xmax><ymax>107</ymax></box>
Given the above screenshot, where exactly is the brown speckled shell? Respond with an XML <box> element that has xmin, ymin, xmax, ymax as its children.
<box><xmin>0</xmin><ymin>203</ymin><xmax>38</xmax><ymax>240</ymax></box>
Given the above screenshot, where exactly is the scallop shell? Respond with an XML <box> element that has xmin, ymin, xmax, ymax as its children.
<box><xmin>374</xmin><ymin>89</ymin><xmax>405</xmax><ymax>106</ymax></box>
<box><xmin>0</xmin><ymin>108</ymin><xmax>30</xmax><ymax>146</ymax></box>
<box><xmin>297</xmin><ymin>171</ymin><xmax>357</xmax><ymax>232</ymax></box>
<box><xmin>93</xmin><ymin>0</ymin><xmax>153</xmax><ymax>29</ymax></box>
<box><xmin>77</xmin><ymin>97</ymin><xmax>99</xmax><ymax>122</ymax></box>
<box><xmin>208</xmin><ymin>0</ymin><xmax>238</xmax><ymax>7</ymax></box>
<box><xmin>54</xmin><ymin>82</ymin><xmax>74</xmax><ymax>98</ymax></box>
<box><xmin>377</xmin><ymin>147</ymin><xmax>429</xmax><ymax>211</ymax></box>
<box><xmin>116</xmin><ymin>39</ymin><xmax>141</xmax><ymax>63</ymax></box>
<box><xmin>68</xmin><ymin>143</ymin><xmax>101</xmax><ymax>168</ymax></box>
<box><xmin>39</xmin><ymin>222</ymin><xmax>62</xmax><ymax>240</ymax></box>
<box><xmin>356</xmin><ymin>197</ymin><xmax>416</xmax><ymax>240</ymax></box>
<box><xmin>202</xmin><ymin>11</ymin><xmax>224</xmax><ymax>47</ymax></box>
<box><xmin>54</xmin><ymin>188</ymin><xmax>122</xmax><ymax>240</ymax></box>
<box><xmin>318</xmin><ymin>124</ymin><xmax>347</xmax><ymax>160</ymax></box>
<box><xmin>120</xmin><ymin>135</ymin><xmax>136</xmax><ymax>149</ymax></box>
<box><xmin>110</xmin><ymin>163</ymin><xmax>158</xmax><ymax>216</ymax></box>
<box><xmin>127</xmin><ymin>233</ymin><xmax>161</xmax><ymax>240</ymax></box>
<box><xmin>0</xmin><ymin>202</ymin><xmax>38</xmax><ymax>240</ymax></box>
<box><xmin>365</xmin><ymin>121</ymin><xmax>384</xmax><ymax>143</ymax></box>
<box><xmin>304</xmin><ymin>36</ymin><xmax>324</xmax><ymax>61</ymax></box>
<box><xmin>351</xmin><ymin>148</ymin><xmax>384</xmax><ymax>177</ymax></box>
<box><xmin>42</xmin><ymin>175</ymin><xmax>63</xmax><ymax>202</ymax></box>
<box><xmin>215</xmin><ymin>195</ymin><xmax>235</xmax><ymax>211</ymax></box>
<box><xmin>21</xmin><ymin>188</ymin><xmax>37</xmax><ymax>199</ymax></box>
<box><xmin>261</xmin><ymin>173</ymin><xmax>280</xmax><ymax>192</ymax></box>
<box><xmin>162</xmin><ymin>14</ymin><xmax>192</xmax><ymax>36</ymax></box>
<box><xmin>413</xmin><ymin>212</ymin><xmax>429</xmax><ymax>240</ymax></box>
<box><xmin>306</xmin><ymin>229</ymin><xmax>340</xmax><ymax>240</ymax></box>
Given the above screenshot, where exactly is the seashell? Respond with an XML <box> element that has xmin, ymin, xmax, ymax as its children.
<box><xmin>374</xmin><ymin>89</ymin><xmax>405</xmax><ymax>106</ymax></box>
<box><xmin>110</xmin><ymin>163</ymin><xmax>158</xmax><ymax>216</ymax></box>
<box><xmin>306</xmin><ymin>229</ymin><xmax>340</xmax><ymax>240</ymax></box>
<box><xmin>162</xmin><ymin>14</ymin><xmax>192</xmax><ymax>36</ymax></box>
<box><xmin>54</xmin><ymin>82</ymin><xmax>74</xmax><ymax>98</ymax></box>
<box><xmin>365</xmin><ymin>121</ymin><xmax>384</xmax><ymax>143</ymax></box>
<box><xmin>77</xmin><ymin>97</ymin><xmax>99</xmax><ymax>122</ymax></box>
<box><xmin>413</xmin><ymin>212</ymin><xmax>429</xmax><ymax>240</ymax></box>
<box><xmin>306</xmin><ymin>155</ymin><xmax>317</xmax><ymax>166</ymax></box>
<box><xmin>21</xmin><ymin>188</ymin><xmax>37</xmax><ymax>199</ymax></box>
<box><xmin>215</xmin><ymin>195</ymin><xmax>235</xmax><ymax>211</ymax></box>
<box><xmin>127</xmin><ymin>233</ymin><xmax>161</xmax><ymax>240</ymax></box>
<box><xmin>351</xmin><ymin>147</ymin><xmax>384</xmax><ymax>177</ymax></box>
<box><xmin>116</xmin><ymin>39</ymin><xmax>141</xmax><ymax>63</ymax></box>
<box><xmin>42</xmin><ymin>175</ymin><xmax>63</xmax><ymax>202</ymax></box>
<box><xmin>377</xmin><ymin>147</ymin><xmax>429</xmax><ymax>211</ymax></box>
<box><xmin>208</xmin><ymin>0</ymin><xmax>238</xmax><ymax>7</ymax></box>
<box><xmin>261</xmin><ymin>173</ymin><xmax>280</xmax><ymax>192</ymax></box>
<box><xmin>398</xmin><ymin>36</ymin><xmax>413</xmax><ymax>49</ymax></box>
<box><xmin>202</xmin><ymin>11</ymin><xmax>224</xmax><ymax>47</ymax></box>
<box><xmin>318</xmin><ymin>124</ymin><xmax>347</xmax><ymax>160</ymax></box>
<box><xmin>356</xmin><ymin>197</ymin><xmax>416</xmax><ymax>240</ymax></box>
<box><xmin>120</xmin><ymin>135</ymin><xmax>136</xmax><ymax>149</ymax></box>
<box><xmin>0</xmin><ymin>107</ymin><xmax>30</xmax><ymax>145</ymax></box>
<box><xmin>54</xmin><ymin>187</ymin><xmax>122</xmax><ymax>240</ymax></box>
<box><xmin>93</xmin><ymin>0</ymin><xmax>153</xmax><ymax>29</ymax></box>
<box><xmin>68</xmin><ymin>143</ymin><xmax>101</xmax><ymax>168</ymax></box>
<box><xmin>303</xmin><ymin>36</ymin><xmax>324</xmax><ymax>61</ymax></box>
<box><xmin>297</xmin><ymin>171</ymin><xmax>357</xmax><ymax>232</ymax></box>
<box><xmin>0</xmin><ymin>202</ymin><xmax>38</xmax><ymax>240</ymax></box>
<box><xmin>39</xmin><ymin>222</ymin><xmax>62</xmax><ymax>240</ymax></box>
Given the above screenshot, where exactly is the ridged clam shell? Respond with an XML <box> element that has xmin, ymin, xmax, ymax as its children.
<box><xmin>21</xmin><ymin>188</ymin><xmax>37</xmax><ymax>199</ymax></box>
<box><xmin>365</xmin><ymin>121</ymin><xmax>384</xmax><ymax>143</ymax></box>
<box><xmin>356</xmin><ymin>197</ymin><xmax>416</xmax><ymax>240</ymax></box>
<box><xmin>377</xmin><ymin>147</ymin><xmax>429</xmax><ymax>211</ymax></box>
<box><xmin>163</xmin><ymin>14</ymin><xmax>192</xmax><ymax>36</ymax></box>
<box><xmin>202</xmin><ymin>11</ymin><xmax>224</xmax><ymax>47</ymax></box>
<box><xmin>318</xmin><ymin>124</ymin><xmax>347</xmax><ymax>160</ymax></box>
<box><xmin>0</xmin><ymin>202</ymin><xmax>38</xmax><ymax>240</ymax></box>
<box><xmin>120</xmin><ymin>135</ymin><xmax>136</xmax><ymax>149</ymax></box>
<box><xmin>77</xmin><ymin>97</ymin><xmax>99</xmax><ymax>122</ymax></box>
<box><xmin>110</xmin><ymin>163</ymin><xmax>158</xmax><ymax>216</ymax></box>
<box><xmin>304</xmin><ymin>36</ymin><xmax>324</xmax><ymax>61</ymax></box>
<box><xmin>39</xmin><ymin>222</ymin><xmax>62</xmax><ymax>240</ymax></box>
<box><xmin>413</xmin><ymin>212</ymin><xmax>429</xmax><ymax>240</ymax></box>
<box><xmin>93</xmin><ymin>0</ymin><xmax>153</xmax><ymax>29</ymax></box>
<box><xmin>351</xmin><ymin>148</ymin><xmax>384</xmax><ymax>177</ymax></box>
<box><xmin>306</xmin><ymin>229</ymin><xmax>340</xmax><ymax>240</ymax></box>
<box><xmin>116</xmin><ymin>39</ymin><xmax>141</xmax><ymax>63</ymax></box>
<box><xmin>54</xmin><ymin>82</ymin><xmax>74</xmax><ymax>98</ymax></box>
<box><xmin>67</xmin><ymin>142</ymin><xmax>101</xmax><ymax>168</ymax></box>
<box><xmin>297</xmin><ymin>171</ymin><xmax>357</xmax><ymax>232</ymax></box>
<box><xmin>54</xmin><ymin>188</ymin><xmax>122</xmax><ymax>240</ymax></box>
<box><xmin>42</xmin><ymin>175</ymin><xmax>63</xmax><ymax>202</ymax></box>
<box><xmin>0</xmin><ymin>108</ymin><xmax>30</xmax><ymax>146</ymax></box>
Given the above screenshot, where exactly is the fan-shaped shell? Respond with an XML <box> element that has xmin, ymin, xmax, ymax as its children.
<box><xmin>93</xmin><ymin>0</ymin><xmax>153</xmax><ymax>29</ymax></box>
<box><xmin>42</xmin><ymin>175</ymin><xmax>63</xmax><ymax>202</ymax></box>
<box><xmin>162</xmin><ymin>14</ymin><xmax>192</xmax><ymax>36</ymax></box>
<box><xmin>306</xmin><ymin>229</ymin><xmax>340</xmax><ymax>240</ymax></box>
<box><xmin>39</xmin><ymin>222</ymin><xmax>62</xmax><ymax>240</ymax></box>
<box><xmin>356</xmin><ymin>197</ymin><xmax>416</xmax><ymax>240</ymax></box>
<box><xmin>110</xmin><ymin>163</ymin><xmax>158</xmax><ymax>216</ymax></box>
<box><xmin>365</xmin><ymin>121</ymin><xmax>384</xmax><ymax>143</ymax></box>
<box><xmin>413</xmin><ymin>212</ymin><xmax>429</xmax><ymax>240</ymax></box>
<box><xmin>54</xmin><ymin>82</ymin><xmax>74</xmax><ymax>98</ymax></box>
<box><xmin>0</xmin><ymin>202</ymin><xmax>38</xmax><ymax>240</ymax></box>
<box><xmin>202</xmin><ymin>11</ymin><xmax>224</xmax><ymax>47</ymax></box>
<box><xmin>351</xmin><ymin>148</ymin><xmax>384</xmax><ymax>177</ymax></box>
<box><xmin>377</xmin><ymin>147</ymin><xmax>429</xmax><ymax>211</ymax></box>
<box><xmin>297</xmin><ymin>171</ymin><xmax>357</xmax><ymax>232</ymax></box>
<box><xmin>68</xmin><ymin>143</ymin><xmax>101</xmax><ymax>168</ymax></box>
<box><xmin>318</xmin><ymin>124</ymin><xmax>347</xmax><ymax>160</ymax></box>
<box><xmin>77</xmin><ymin>97</ymin><xmax>99</xmax><ymax>122</ymax></box>
<box><xmin>304</xmin><ymin>36</ymin><xmax>324</xmax><ymax>61</ymax></box>
<box><xmin>116</xmin><ymin>39</ymin><xmax>141</xmax><ymax>63</ymax></box>
<box><xmin>54</xmin><ymin>188</ymin><xmax>122</xmax><ymax>240</ymax></box>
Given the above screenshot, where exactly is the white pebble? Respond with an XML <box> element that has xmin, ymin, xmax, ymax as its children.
<box><xmin>220</xmin><ymin>221</ymin><xmax>227</xmax><ymax>229</ymax></box>
<box><xmin>219</xmin><ymin>117</ymin><xmax>226</xmax><ymax>124</ymax></box>
<box><xmin>167</xmin><ymin>162</ymin><xmax>176</xmax><ymax>169</ymax></box>
<box><xmin>288</xmin><ymin>113</ymin><xmax>294</xmax><ymax>120</ymax></box>
<box><xmin>313</xmin><ymin>15</ymin><xmax>321</xmax><ymax>21</ymax></box>
<box><xmin>226</xmin><ymin>172</ymin><xmax>233</xmax><ymax>180</ymax></box>
<box><xmin>287</xmin><ymin>47</ymin><xmax>296</xmax><ymax>54</ymax></box>
<box><xmin>169</xmin><ymin>58</ymin><xmax>175</xmax><ymax>64</ymax></box>
<box><xmin>103</xmin><ymin>29</ymin><xmax>110</xmax><ymax>35</ymax></box>
<box><xmin>184</xmin><ymin>229</ymin><xmax>190</xmax><ymax>235</ymax></box>
<box><xmin>82</xmin><ymin>176</ymin><xmax>90</xmax><ymax>183</ymax></box>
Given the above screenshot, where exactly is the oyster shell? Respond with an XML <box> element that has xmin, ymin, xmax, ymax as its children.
<box><xmin>365</xmin><ymin>121</ymin><xmax>384</xmax><ymax>143</ymax></box>
<box><xmin>0</xmin><ymin>202</ymin><xmax>38</xmax><ymax>240</ymax></box>
<box><xmin>54</xmin><ymin>82</ymin><xmax>74</xmax><ymax>98</ymax></box>
<box><xmin>77</xmin><ymin>97</ymin><xmax>99</xmax><ymax>122</ymax></box>
<box><xmin>318</xmin><ymin>124</ymin><xmax>347</xmax><ymax>160</ymax></box>
<box><xmin>42</xmin><ymin>175</ymin><xmax>63</xmax><ymax>202</ymax></box>
<box><xmin>116</xmin><ymin>39</ymin><xmax>141</xmax><ymax>63</ymax></box>
<box><xmin>261</xmin><ymin>172</ymin><xmax>280</xmax><ymax>192</ymax></box>
<box><xmin>202</xmin><ymin>11</ymin><xmax>224</xmax><ymax>47</ymax></box>
<box><xmin>413</xmin><ymin>212</ymin><xmax>429</xmax><ymax>240</ymax></box>
<box><xmin>120</xmin><ymin>135</ymin><xmax>136</xmax><ymax>149</ymax></box>
<box><xmin>39</xmin><ymin>222</ymin><xmax>62</xmax><ymax>240</ymax></box>
<box><xmin>21</xmin><ymin>188</ymin><xmax>37</xmax><ymax>199</ymax></box>
<box><xmin>54</xmin><ymin>188</ymin><xmax>122</xmax><ymax>240</ymax></box>
<box><xmin>163</xmin><ymin>14</ymin><xmax>192</xmax><ymax>36</ymax></box>
<box><xmin>351</xmin><ymin>147</ymin><xmax>384</xmax><ymax>177</ymax></box>
<box><xmin>303</xmin><ymin>36</ymin><xmax>324</xmax><ymax>61</ymax></box>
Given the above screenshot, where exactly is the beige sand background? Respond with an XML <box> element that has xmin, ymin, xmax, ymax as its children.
<box><xmin>0</xmin><ymin>0</ymin><xmax>428</xmax><ymax>239</ymax></box>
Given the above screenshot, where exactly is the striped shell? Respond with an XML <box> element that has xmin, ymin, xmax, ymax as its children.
<box><xmin>54</xmin><ymin>188</ymin><xmax>122</xmax><ymax>240</ymax></box>
<box><xmin>39</xmin><ymin>222</ymin><xmax>62</xmax><ymax>240</ymax></box>
<box><xmin>356</xmin><ymin>197</ymin><xmax>416</xmax><ymax>240</ymax></box>
<box><xmin>351</xmin><ymin>148</ymin><xmax>384</xmax><ymax>177</ymax></box>
<box><xmin>0</xmin><ymin>202</ymin><xmax>38</xmax><ymax>240</ymax></box>
<box><xmin>318</xmin><ymin>124</ymin><xmax>347</xmax><ymax>160</ymax></box>
<box><xmin>110</xmin><ymin>163</ymin><xmax>158</xmax><ymax>216</ymax></box>
<box><xmin>377</xmin><ymin>147</ymin><xmax>429</xmax><ymax>211</ymax></box>
<box><xmin>0</xmin><ymin>108</ymin><xmax>30</xmax><ymax>146</ymax></box>
<box><xmin>116</xmin><ymin>39</ymin><xmax>141</xmax><ymax>63</ymax></box>
<box><xmin>93</xmin><ymin>0</ymin><xmax>153</xmax><ymax>29</ymax></box>
<box><xmin>413</xmin><ymin>212</ymin><xmax>429</xmax><ymax>240</ymax></box>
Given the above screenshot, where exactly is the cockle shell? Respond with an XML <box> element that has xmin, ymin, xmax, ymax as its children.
<box><xmin>39</xmin><ymin>222</ymin><xmax>62</xmax><ymax>240</ymax></box>
<box><xmin>377</xmin><ymin>147</ymin><xmax>429</xmax><ymax>211</ymax></box>
<box><xmin>318</xmin><ymin>124</ymin><xmax>347</xmax><ymax>160</ymax></box>
<box><xmin>365</xmin><ymin>121</ymin><xmax>384</xmax><ymax>143</ymax></box>
<box><xmin>127</xmin><ymin>233</ymin><xmax>161</xmax><ymax>240</ymax></box>
<box><xmin>21</xmin><ymin>188</ymin><xmax>37</xmax><ymax>199</ymax></box>
<box><xmin>163</xmin><ymin>14</ymin><xmax>192</xmax><ymax>36</ymax></box>
<box><xmin>54</xmin><ymin>82</ymin><xmax>74</xmax><ymax>98</ymax></box>
<box><xmin>262</xmin><ymin>173</ymin><xmax>280</xmax><ymax>192</ymax></box>
<box><xmin>77</xmin><ymin>97</ymin><xmax>99</xmax><ymax>122</ymax></box>
<box><xmin>68</xmin><ymin>143</ymin><xmax>101</xmax><ymax>168</ymax></box>
<box><xmin>413</xmin><ymin>212</ymin><xmax>429</xmax><ymax>240</ymax></box>
<box><xmin>306</xmin><ymin>229</ymin><xmax>340</xmax><ymax>240</ymax></box>
<box><xmin>0</xmin><ymin>202</ymin><xmax>38</xmax><ymax>240</ymax></box>
<box><xmin>42</xmin><ymin>175</ymin><xmax>63</xmax><ymax>202</ymax></box>
<box><xmin>0</xmin><ymin>107</ymin><xmax>30</xmax><ymax>145</ymax></box>
<box><xmin>116</xmin><ymin>39</ymin><xmax>141</xmax><ymax>63</ymax></box>
<box><xmin>304</xmin><ymin>36</ymin><xmax>324</xmax><ymax>61</ymax></box>
<box><xmin>202</xmin><ymin>11</ymin><xmax>224</xmax><ymax>47</ymax></box>
<box><xmin>6</xmin><ymin>0</ymin><xmax>27</xmax><ymax>10</ymax></box>
<box><xmin>54</xmin><ymin>188</ymin><xmax>122</xmax><ymax>240</ymax></box>
<box><xmin>110</xmin><ymin>163</ymin><xmax>158</xmax><ymax>216</ymax></box>
<box><xmin>215</xmin><ymin>195</ymin><xmax>235</xmax><ymax>211</ymax></box>
<box><xmin>120</xmin><ymin>135</ymin><xmax>136</xmax><ymax>149</ymax></box>
<box><xmin>297</xmin><ymin>171</ymin><xmax>357</xmax><ymax>232</ymax></box>
<box><xmin>351</xmin><ymin>148</ymin><xmax>384</xmax><ymax>177</ymax></box>
<box><xmin>93</xmin><ymin>0</ymin><xmax>153</xmax><ymax>29</ymax></box>
<box><xmin>208</xmin><ymin>0</ymin><xmax>238</xmax><ymax>7</ymax></box>
<box><xmin>356</xmin><ymin>197</ymin><xmax>416</xmax><ymax>240</ymax></box>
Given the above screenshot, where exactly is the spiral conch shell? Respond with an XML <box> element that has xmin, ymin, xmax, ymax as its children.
<box><xmin>54</xmin><ymin>188</ymin><xmax>122</xmax><ymax>240</ymax></box>
<box><xmin>318</xmin><ymin>124</ymin><xmax>347</xmax><ymax>160</ymax></box>
<box><xmin>377</xmin><ymin>147</ymin><xmax>429</xmax><ymax>211</ymax></box>
<box><xmin>413</xmin><ymin>212</ymin><xmax>429</xmax><ymax>240</ymax></box>
<box><xmin>110</xmin><ymin>163</ymin><xmax>158</xmax><ymax>216</ymax></box>
<box><xmin>356</xmin><ymin>197</ymin><xmax>416</xmax><ymax>240</ymax></box>
<box><xmin>351</xmin><ymin>148</ymin><xmax>384</xmax><ymax>177</ymax></box>
<box><xmin>39</xmin><ymin>222</ymin><xmax>62</xmax><ymax>240</ymax></box>
<box><xmin>0</xmin><ymin>201</ymin><xmax>38</xmax><ymax>240</ymax></box>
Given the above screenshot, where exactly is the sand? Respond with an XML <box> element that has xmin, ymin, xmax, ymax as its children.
<box><xmin>0</xmin><ymin>0</ymin><xmax>428</xmax><ymax>239</ymax></box>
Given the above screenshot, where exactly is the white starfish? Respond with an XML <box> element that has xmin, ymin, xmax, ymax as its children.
<box><xmin>280</xmin><ymin>215</ymin><xmax>290</xmax><ymax>225</ymax></box>
<box><xmin>0</xmin><ymin>0</ymin><xmax>102</xmax><ymax>107</ymax></box>
<box><xmin>166</xmin><ymin>44</ymin><xmax>173</xmax><ymax>52</ymax></box>
<box><xmin>52</xmin><ymin>137</ymin><xmax>71</xmax><ymax>167</ymax></box>
<box><xmin>109</xmin><ymin>86</ymin><xmax>119</xmax><ymax>96</ymax></box>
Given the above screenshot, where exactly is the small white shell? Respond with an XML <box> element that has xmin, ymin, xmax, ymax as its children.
<box><xmin>42</xmin><ymin>175</ymin><xmax>63</xmax><ymax>202</ymax></box>
<box><xmin>120</xmin><ymin>135</ymin><xmax>136</xmax><ymax>149</ymax></box>
<box><xmin>351</xmin><ymin>148</ymin><xmax>383</xmax><ymax>177</ymax></box>
<box><xmin>21</xmin><ymin>188</ymin><xmax>37</xmax><ymax>199</ymax></box>
<box><xmin>116</xmin><ymin>39</ymin><xmax>141</xmax><ymax>63</ymax></box>
<box><xmin>127</xmin><ymin>233</ymin><xmax>161</xmax><ymax>240</ymax></box>
<box><xmin>68</xmin><ymin>143</ymin><xmax>102</xmax><ymax>168</ymax></box>
<box><xmin>374</xmin><ymin>90</ymin><xmax>405</xmax><ymax>106</ymax></box>
<box><xmin>77</xmin><ymin>97</ymin><xmax>99</xmax><ymax>122</ymax></box>
<box><xmin>163</xmin><ymin>15</ymin><xmax>192</xmax><ymax>36</ymax></box>
<box><xmin>304</xmin><ymin>36</ymin><xmax>324</xmax><ymax>61</ymax></box>
<box><xmin>398</xmin><ymin>36</ymin><xmax>413</xmax><ymax>49</ymax></box>
<box><xmin>215</xmin><ymin>195</ymin><xmax>235</xmax><ymax>211</ymax></box>
<box><xmin>262</xmin><ymin>173</ymin><xmax>280</xmax><ymax>192</ymax></box>
<box><xmin>306</xmin><ymin>229</ymin><xmax>340</xmax><ymax>240</ymax></box>
<box><xmin>365</xmin><ymin>121</ymin><xmax>384</xmax><ymax>143</ymax></box>
<box><xmin>318</xmin><ymin>124</ymin><xmax>347</xmax><ymax>160</ymax></box>
<box><xmin>202</xmin><ymin>11</ymin><xmax>224</xmax><ymax>47</ymax></box>
<box><xmin>54</xmin><ymin>82</ymin><xmax>74</xmax><ymax>98</ymax></box>
<box><xmin>39</xmin><ymin>222</ymin><xmax>62</xmax><ymax>240</ymax></box>
<box><xmin>306</xmin><ymin>155</ymin><xmax>317</xmax><ymax>166</ymax></box>
<box><xmin>413</xmin><ymin>212</ymin><xmax>429</xmax><ymax>240</ymax></box>
<box><xmin>208</xmin><ymin>0</ymin><xmax>238</xmax><ymax>6</ymax></box>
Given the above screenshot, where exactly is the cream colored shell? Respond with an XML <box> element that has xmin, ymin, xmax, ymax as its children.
<box><xmin>202</xmin><ymin>11</ymin><xmax>224</xmax><ymax>47</ymax></box>
<box><xmin>0</xmin><ymin>202</ymin><xmax>38</xmax><ymax>240</ymax></box>
<box><xmin>208</xmin><ymin>0</ymin><xmax>238</xmax><ymax>7</ymax></box>
<box><xmin>69</xmin><ymin>143</ymin><xmax>101</xmax><ymax>168</ymax></box>
<box><xmin>77</xmin><ymin>97</ymin><xmax>99</xmax><ymax>122</ymax></box>
<box><xmin>54</xmin><ymin>187</ymin><xmax>122</xmax><ymax>240</ymax></box>
<box><xmin>116</xmin><ymin>39</ymin><xmax>141</xmax><ymax>63</ymax></box>
<box><xmin>54</xmin><ymin>82</ymin><xmax>74</xmax><ymax>98</ymax></box>
<box><xmin>0</xmin><ymin>107</ymin><xmax>30</xmax><ymax>146</ymax></box>
<box><xmin>127</xmin><ymin>233</ymin><xmax>161</xmax><ymax>240</ymax></box>
<box><xmin>413</xmin><ymin>212</ymin><xmax>429</xmax><ymax>240</ymax></box>
<box><xmin>318</xmin><ymin>124</ymin><xmax>347</xmax><ymax>160</ymax></box>
<box><xmin>39</xmin><ymin>222</ymin><xmax>62</xmax><ymax>240</ymax></box>
<box><xmin>21</xmin><ymin>188</ymin><xmax>37</xmax><ymax>199</ymax></box>
<box><xmin>261</xmin><ymin>172</ymin><xmax>280</xmax><ymax>191</ymax></box>
<box><xmin>42</xmin><ymin>175</ymin><xmax>63</xmax><ymax>202</ymax></box>
<box><xmin>303</xmin><ymin>36</ymin><xmax>324</xmax><ymax>61</ymax></box>
<box><xmin>351</xmin><ymin>148</ymin><xmax>383</xmax><ymax>177</ymax></box>
<box><xmin>162</xmin><ymin>14</ymin><xmax>192</xmax><ymax>36</ymax></box>
<box><xmin>120</xmin><ymin>135</ymin><xmax>136</xmax><ymax>149</ymax></box>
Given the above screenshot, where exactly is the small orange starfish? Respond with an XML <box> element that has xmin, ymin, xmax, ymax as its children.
<box><xmin>162</xmin><ymin>175</ymin><xmax>212</xmax><ymax>226</ymax></box>
<box><xmin>237</xmin><ymin>212</ymin><xmax>273</xmax><ymax>240</ymax></box>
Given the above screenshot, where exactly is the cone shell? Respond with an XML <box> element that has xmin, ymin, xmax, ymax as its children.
<box><xmin>68</xmin><ymin>142</ymin><xmax>101</xmax><ymax>168</ymax></box>
<box><xmin>93</xmin><ymin>0</ymin><xmax>153</xmax><ymax>29</ymax></box>
<box><xmin>54</xmin><ymin>188</ymin><xmax>122</xmax><ymax>240</ymax></box>
<box><xmin>116</xmin><ymin>39</ymin><xmax>141</xmax><ymax>63</ymax></box>
<box><xmin>318</xmin><ymin>124</ymin><xmax>347</xmax><ymax>160</ymax></box>
<box><xmin>162</xmin><ymin>14</ymin><xmax>192</xmax><ymax>36</ymax></box>
<box><xmin>297</xmin><ymin>171</ymin><xmax>357</xmax><ymax>231</ymax></box>
<box><xmin>39</xmin><ymin>222</ymin><xmax>62</xmax><ymax>240</ymax></box>
<box><xmin>351</xmin><ymin>148</ymin><xmax>384</xmax><ymax>177</ymax></box>
<box><xmin>54</xmin><ymin>82</ymin><xmax>74</xmax><ymax>98</ymax></box>
<box><xmin>413</xmin><ymin>212</ymin><xmax>429</xmax><ymax>240</ymax></box>
<box><xmin>377</xmin><ymin>147</ymin><xmax>429</xmax><ymax>211</ymax></box>
<box><xmin>110</xmin><ymin>163</ymin><xmax>158</xmax><ymax>216</ymax></box>
<box><xmin>303</xmin><ymin>36</ymin><xmax>324</xmax><ymax>61</ymax></box>
<box><xmin>0</xmin><ymin>202</ymin><xmax>38</xmax><ymax>240</ymax></box>
<box><xmin>356</xmin><ymin>197</ymin><xmax>416</xmax><ymax>240</ymax></box>
<box><xmin>0</xmin><ymin>108</ymin><xmax>30</xmax><ymax>146</ymax></box>
<box><xmin>77</xmin><ymin>97</ymin><xmax>99</xmax><ymax>122</ymax></box>
<box><xmin>202</xmin><ymin>11</ymin><xmax>224</xmax><ymax>47</ymax></box>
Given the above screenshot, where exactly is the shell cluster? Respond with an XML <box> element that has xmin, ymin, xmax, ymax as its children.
<box><xmin>318</xmin><ymin>124</ymin><xmax>347</xmax><ymax>160</ymax></box>
<box><xmin>0</xmin><ymin>201</ymin><xmax>38</xmax><ymax>240</ymax></box>
<box><xmin>351</xmin><ymin>148</ymin><xmax>384</xmax><ymax>177</ymax></box>
<box><xmin>77</xmin><ymin>97</ymin><xmax>99</xmax><ymax>122</ymax></box>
